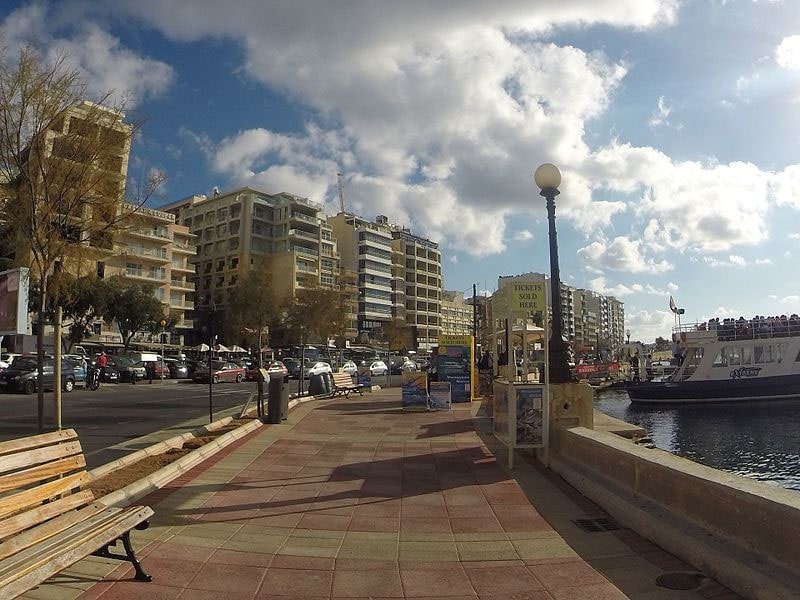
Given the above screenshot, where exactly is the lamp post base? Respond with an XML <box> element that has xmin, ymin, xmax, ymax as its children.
<box><xmin>548</xmin><ymin>337</ymin><xmax>576</xmax><ymax>384</ymax></box>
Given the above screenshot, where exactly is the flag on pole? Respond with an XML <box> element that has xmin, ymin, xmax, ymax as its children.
<box><xmin>669</xmin><ymin>296</ymin><xmax>677</xmax><ymax>313</ymax></box>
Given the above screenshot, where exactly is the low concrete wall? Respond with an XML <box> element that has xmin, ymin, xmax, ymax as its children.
<box><xmin>550</xmin><ymin>425</ymin><xmax>800</xmax><ymax>598</ymax></box>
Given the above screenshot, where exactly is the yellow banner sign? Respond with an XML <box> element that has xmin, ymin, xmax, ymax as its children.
<box><xmin>438</xmin><ymin>334</ymin><xmax>473</xmax><ymax>348</ymax></box>
<box><xmin>508</xmin><ymin>282</ymin><xmax>546</xmax><ymax>313</ymax></box>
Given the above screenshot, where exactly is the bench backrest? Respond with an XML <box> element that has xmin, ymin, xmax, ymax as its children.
<box><xmin>0</xmin><ymin>429</ymin><xmax>94</xmax><ymax>546</ymax></box>
<box><xmin>333</xmin><ymin>372</ymin><xmax>356</xmax><ymax>386</ymax></box>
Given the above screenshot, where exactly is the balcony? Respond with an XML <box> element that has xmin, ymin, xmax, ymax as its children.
<box><xmin>296</xmin><ymin>263</ymin><xmax>319</xmax><ymax>275</ymax></box>
<box><xmin>124</xmin><ymin>269</ymin><xmax>166</xmax><ymax>282</ymax></box>
<box><xmin>169</xmin><ymin>299</ymin><xmax>194</xmax><ymax>309</ymax></box>
<box><xmin>124</xmin><ymin>247</ymin><xmax>170</xmax><ymax>263</ymax></box>
<box><xmin>294</xmin><ymin>246</ymin><xmax>319</xmax><ymax>259</ymax></box>
<box><xmin>289</xmin><ymin>211</ymin><xmax>319</xmax><ymax>225</ymax></box>
<box><xmin>288</xmin><ymin>228</ymin><xmax>319</xmax><ymax>242</ymax></box>
<box><xmin>170</xmin><ymin>278</ymin><xmax>194</xmax><ymax>290</ymax></box>
<box><xmin>127</xmin><ymin>228</ymin><xmax>172</xmax><ymax>243</ymax></box>
<box><xmin>172</xmin><ymin>242</ymin><xmax>196</xmax><ymax>255</ymax></box>
<box><xmin>170</xmin><ymin>261</ymin><xmax>194</xmax><ymax>273</ymax></box>
<box><xmin>176</xmin><ymin>319</ymin><xmax>194</xmax><ymax>329</ymax></box>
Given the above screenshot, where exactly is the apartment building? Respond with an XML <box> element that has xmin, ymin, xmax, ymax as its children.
<box><xmin>107</xmin><ymin>205</ymin><xmax>196</xmax><ymax>347</ymax></box>
<box><xmin>441</xmin><ymin>291</ymin><xmax>473</xmax><ymax>337</ymax></box>
<box><xmin>327</xmin><ymin>213</ymin><xmax>394</xmax><ymax>341</ymax></box>
<box><xmin>390</xmin><ymin>225</ymin><xmax>442</xmax><ymax>350</ymax></box>
<box><xmin>162</xmin><ymin>186</ymin><xmax>342</xmax><ymax>316</ymax></box>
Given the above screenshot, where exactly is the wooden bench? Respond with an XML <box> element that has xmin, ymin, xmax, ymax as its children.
<box><xmin>331</xmin><ymin>372</ymin><xmax>363</xmax><ymax>398</ymax></box>
<box><xmin>0</xmin><ymin>429</ymin><xmax>153</xmax><ymax>599</ymax></box>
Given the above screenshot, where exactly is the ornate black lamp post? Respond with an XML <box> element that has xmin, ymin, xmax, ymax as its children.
<box><xmin>535</xmin><ymin>163</ymin><xmax>576</xmax><ymax>384</ymax></box>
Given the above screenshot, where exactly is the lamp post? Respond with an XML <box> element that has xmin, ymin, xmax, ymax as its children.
<box><xmin>159</xmin><ymin>319</ymin><xmax>166</xmax><ymax>384</ymax></box>
<box><xmin>535</xmin><ymin>163</ymin><xmax>576</xmax><ymax>384</ymax></box>
<box><xmin>626</xmin><ymin>329</ymin><xmax>631</xmax><ymax>344</ymax></box>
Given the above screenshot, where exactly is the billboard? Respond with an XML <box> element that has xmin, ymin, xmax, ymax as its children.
<box><xmin>0</xmin><ymin>268</ymin><xmax>29</xmax><ymax>335</ymax></box>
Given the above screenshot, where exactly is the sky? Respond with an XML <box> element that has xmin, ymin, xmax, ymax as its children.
<box><xmin>1</xmin><ymin>0</ymin><xmax>799</xmax><ymax>342</ymax></box>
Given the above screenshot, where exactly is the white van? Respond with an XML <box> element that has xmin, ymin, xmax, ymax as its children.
<box><xmin>125</xmin><ymin>352</ymin><xmax>161</xmax><ymax>364</ymax></box>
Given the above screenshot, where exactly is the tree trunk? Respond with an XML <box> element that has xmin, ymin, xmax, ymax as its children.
<box><xmin>256</xmin><ymin>330</ymin><xmax>264</xmax><ymax>419</ymax></box>
<box><xmin>36</xmin><ymin>274</ymin><xmax>47</xmax><ymax>433</ymax></box>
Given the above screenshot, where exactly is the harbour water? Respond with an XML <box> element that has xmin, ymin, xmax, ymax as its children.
<box><xmin>594</xmin><ymin>389</ymin><xmax>800</xmax><ymax>492</ymax></box>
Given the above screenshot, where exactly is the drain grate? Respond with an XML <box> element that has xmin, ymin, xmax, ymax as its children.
<box><xmin>572</xmin><ymin>517</ymin><xmax>621</xmax><ymax>532</ymax></box>
<box><xmin>655</xmin><ymin>572</ymin><xmax>705</xmax><ymax>590</ymax></box>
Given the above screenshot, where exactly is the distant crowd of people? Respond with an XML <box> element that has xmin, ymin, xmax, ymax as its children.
<box><xmin>696</xmin><ymin>315</ymin><xmax>800</xmax><ymax>340</ymax></box>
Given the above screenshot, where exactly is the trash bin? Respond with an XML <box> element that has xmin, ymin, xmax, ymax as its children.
<box><xmin>267</xmin><ymin>376</ymin><xmax>283</xmax><ymax>424</ymax></box>
<box><xmin>308</xmin><ymin>373</ymin><xmax>326</xmax><ymax>396</ymax></box>
<box><xmin>320</xmin><ymin>371</ymin><xmax>333</xmax><ymax>396</ymax></box>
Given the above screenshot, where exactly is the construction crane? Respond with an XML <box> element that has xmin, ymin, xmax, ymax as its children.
<box><xmin>337</xmin><ymin>172</ymin><xmax>346</xmax><ymax>213</ymax></box>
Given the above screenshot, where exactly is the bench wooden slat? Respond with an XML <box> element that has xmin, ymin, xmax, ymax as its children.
<box><xmin>0</xmin><ymin>430</ymin><xmax>78</xmax><ymax>458</ymax></box>
<box><xmin>0</xmin><ymin>450</ymin><xmax>85</xmax><ymax>487</ymax></box>
<box><xmin>332</xmin><ymin>372</ymin><xmax>363</xmax><ymax>397</ymax></box>
<box><xmin>0</xmin><ymin>455</ymin><xmax>86</xmax><ymax>494</ymax></box>
<box><xmin>0</xmin><ymin>490</ymin><xmax>95</xmax><ymax>544</ymax></box>
<box><xmin>0</xmin><ymin>499</ymin><xmax>103</xmax><ymax>560</ymax></box>
<box><xmin>0</xmin><ymin>472</ymin><xmax>88</xmax><ymax>520</ymax></box>
<box><xmin>0</xmin><ymin>505</ymin><xmax>153</xmax><ymax>597</ymax></box>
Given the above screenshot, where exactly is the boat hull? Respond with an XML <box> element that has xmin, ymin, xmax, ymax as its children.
<box><xmin>627</xmin><ymin>375</ymin><xmax>800</xmax><ymax>404</ymax></box>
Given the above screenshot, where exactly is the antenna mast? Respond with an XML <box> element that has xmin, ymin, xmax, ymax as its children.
<box><xmin>337</xmin><ymin>172</ymin><xmax>345</xmax><ymax>213</ymax></box>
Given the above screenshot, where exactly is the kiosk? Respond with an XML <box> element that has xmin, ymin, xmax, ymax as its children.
<box><xmin>491</xmin><ymin>277</ymin><xmax>550</xmax><ymax>468</ymax></box>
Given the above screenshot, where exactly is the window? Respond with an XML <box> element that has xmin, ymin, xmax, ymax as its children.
<box><xmin>216</xmin><ymin>260</ymin><xmax>225</xmax><ymax>272</ymax></box>
<box><xmin>230</xmin><ymin>257</ymin><xmax>239</xmax><ymax>270</ymax></box>
<box><xmin>229</xmin><ymin>238</ymin><xmax>239</xmax><ymax>250</ymax></box>
<box><xmin>230</xmin><ymin>203</ymin><xmax>241</xmax><ymax>218</ymax></box>
<box><xmin>217</xmin><ymin>207</ymin><xmax>228</xmax><ymax>220</ymax></box>
<box><xmin>96</xmin><ymin>261</ymin><xmax>105</xmax><ymax>279</ymax></box>
<box><xmin>230</xmin><ymin>221</ymin><xmax>240</xmax><ymax>235</ymax></box>
<box><xmin>154</xmin><ymin>287</ymin><xmax>165</xmax><ymax>300</ymax></box>
<box><xmin>216</xmin><ymin>223</ymin><xmax>228</xmax><ymax>236</ymax></box>
<box><xmin>741</xmin><ymin>347</ymin><xmax>752</xmax><ymax>365</ymax></box>
<box><xmin>712</xmin><ymin>349</ymin><xmax>727</xmax><ymax>367</ymax></box>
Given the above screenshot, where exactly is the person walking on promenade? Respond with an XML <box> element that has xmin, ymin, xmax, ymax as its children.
<box><xmin>630</xmin><ymin>352</ymin><xmax>640</xmax><ymax>383</ymax></box>
<box><xmin>146</xmin><ymin>361</ymin><xmax>154</xmax><ymax>384</ymax></box>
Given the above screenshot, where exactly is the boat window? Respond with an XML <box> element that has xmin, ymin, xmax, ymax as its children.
<box><xmin>728</xmin><ymin>347</ymin><xmax>741</xmax><ymax>366</ymax></box>
<box><xmin>754</xmin><ymin>346</ymin><xmax>764</xmax><ymax>364</ymax></box>
<box><xmin>796</xmin><ymin>348</ymin><xmax>800</xmax><ymax>362</ymax></box>
<box><xmin>764</xmin><ymin>345</ymin><xmax>775</xmax><ymax>363</ymax></box>
<box><xmin>777</xmin><ymin>343</ymin><xmax>788</xmax><ymax>363</ymax></box>
<box><xmin>712</xmin><ymin>348</ymin><xmax>727</xmax><ymax>367</ymax></box>
<box><xmin>740</xmin><ymin>347</ymin><xmax>752</xmax><ymax>365</ymax></box>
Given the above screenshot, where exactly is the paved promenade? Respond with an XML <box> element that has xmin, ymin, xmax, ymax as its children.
<box><xmin>29</xmin><ymin>388</ymin><xmax>741</xmax><ymax>599</ymax></box>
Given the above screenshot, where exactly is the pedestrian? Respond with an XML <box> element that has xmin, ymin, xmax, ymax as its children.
<box><xmin>630</xmin><ymin>352</ymin><xmax>640</xmax><ymax>383</ymax></box>
<box><xmin>97</xmin><ymin>351</ymin><xmax>107</xmax><ymax>384</ymax></box>
<box><xmin>147</xmin><ymin>361</ymin><xmax>154</xmax><ymax>384</ymax></box>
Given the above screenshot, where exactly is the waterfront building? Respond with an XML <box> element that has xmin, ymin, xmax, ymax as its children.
<box><xmin>441</xmin><ymin>291</ymin><xmax>473</xmax><ymax>337</ymax></box>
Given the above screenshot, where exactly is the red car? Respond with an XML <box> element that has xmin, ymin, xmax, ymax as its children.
<box><xmin>266</xmin><ymin>361</ymin><xmax>289</xmax><ymax>381</ymax></box>
<box><xmin>192</xmin><ymin>361</ymin><xmax>246</xmax><ymax>383</ymax></box>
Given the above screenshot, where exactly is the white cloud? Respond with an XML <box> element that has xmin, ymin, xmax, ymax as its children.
<box><xmin>789</xmin><ymin>233</ymin><xmax>800</xmax><ymax>240</ymax></box>
<box><xmin>648</xmin><ymin>95</ymin><xmax>681</xmax><ymax>130</ymax></box>
<box><xmin>754</xmin><ymin>258</ymin><xmax>772</xmax><ymax>265</ymax></box>
<box><xmin>578</xmin><ymin>236</ymin><xmax>673</xmax><ymax>273</ymax></box>
<box><xmin>513</xmin><ymin>230</ymin><xmax>534</xmax><ymax>241</ymax></box>
<box><xmin>0</xmin><ymin>5</ymin><xmax>173</xmax><ymax>108</ymax></box>
<box><xmin>589</xmin><ymin>276</ymin><xmax>677</xmax><ymax>298</ymax></box>
<box><xmin>776</xmin><ymin>35</ymin><xmax>800</xmax><ymax>71</ymax></box>
<box><xmin>626</xmin><ymin>309</ymin><xmax>675</xmax><ymax>343</ymax></box>
<box><xmin>779</xmin><ymin>295</ymin><xmax>800</xmax><ymax>304</ymax></box>
<box><xmin>449</xmin><ymin>255</ymin><xmax>459</xmax><ymax>264</ymax></box>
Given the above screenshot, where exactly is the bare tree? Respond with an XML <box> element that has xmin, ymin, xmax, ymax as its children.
<box><xmin>226</xmin><ymin>262</ymin><xmax>276</xmax><ymax>414</ymax></box>
<box><xmin>0</xmin><ymin>46</ymin><xmax>163</xmax><ymax>431</ymax></box>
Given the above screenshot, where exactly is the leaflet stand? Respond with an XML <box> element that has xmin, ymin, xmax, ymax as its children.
<box><xmin>428</xmin><ymin>381</ymin><xmax>452</xmax><ymax>411</ymax></box>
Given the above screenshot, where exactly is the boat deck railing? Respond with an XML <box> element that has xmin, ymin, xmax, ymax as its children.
<box><xmin>674</xmin><ymin>318</ymin><xmax>800</xmax><ymax>342</ymax></box>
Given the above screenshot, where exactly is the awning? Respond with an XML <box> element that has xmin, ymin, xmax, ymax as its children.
<box><xmin>214</xmin><ymin>343</ymin><xmax>230</xmax><ymax>352</ymax></box>
<box><xmin>228</xmin><ymin>345</ymin><xmax>247</xmax><ymax>353</ymax></box>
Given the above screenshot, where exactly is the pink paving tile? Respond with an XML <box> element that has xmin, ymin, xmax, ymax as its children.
<box><xmin>446</xmin><ymin>504</ymin><xmax>496</xmax><ymax>518</ymax></box>
<box><xmin>90</xmin><ymin>582</ymin><xmax>182</xmax><ymax>599</ymax></box>
<box><xmin>528</xmin><ymin>561</ymin><xmax>611</xmax><ymax>590</ymax></box>
<box><xmin>465</xmin><ymin>565</ymin><xmax>545</xmax><ymax>596</ymax></box>
<box><xmin>211</xmin><ymin>548</ymin><xmax>275</xmax><ymax>568</ymax></box>
<box><xmin>332</xmin><ymin>568</ymin><xmax>403</xmax><ymax>598</ymax></box>
<box><xmin>549</xmin><ymin>582</ymin><xmax>629</xmax><ymax>600</ymax></box>
<box><xmin>496</xmin><ymin>515</ymin><xmax>553</xmax><ymax>533</ymax></box>
<box><xmin>477</xmin><ymin>592</ymin><xmax>553</xmax><ymax>600</ymax></box>
<box><xmin>248</xmin><ymin>511</ymin><xmax>304</xmax><ymax>528</ymax></box>
<box><xmin>335</xmin><ymin>558</ymin><xmax>399</xmax><ymax>571</ymax></box>
<box><xmin>105</xmin><ymin>558</ymin><xmax>204</xmax><ymax>588</ymax></box>
<box><xmin>399</xmin><ymin>566</ymin><xmax>476</xmax><ymax>597</ymax></box>
<box><xmin>353</xmin><ymin>500</ymin><xmax>401</xmax><ymax>517</ymax></box>
<box><xmin>270</xmin><ymin>555</ymin><xmax>336</xmax><ymax>571</ymax></box>
<box><xmin>143</xmin><ymin>541</ymin><xmax>217</xmax><ymax>563</ymax></box>
<box><xmin>450</xmin><ymin>516</ymin><xmax>504</xmax><ymax>533</ymax></box>
<box><xmin>258</xmin><ymin>567</ymin><xmax>334</xmax><ymax>597</ymax></box>
<box><xmin>400</xmin><ymin>517</ymin><xmax>453</xmax><ymax>533</ymax></box>
<box><xmin>298</xmin><ymin>512</ymin><xmax>352</xmax><ymax>531</ymax></box>
<box><xmin>401</xmin><ymin>503</ymin><xmax>449</xmax><ymax>518</ymax></box>
<box><xmin>177</xmin><ymin>590</ymin><xmax>254</xmax><ymax>600</ymax></box>
<box><xmin>348</xmin><ymin>515</ymin><xmax>400</xmax><ymax>532</ymax></box>
<box><xmin>186</xmin><ymin>562</ymin><xmax>266</xmax><ymax>595</ymax></box>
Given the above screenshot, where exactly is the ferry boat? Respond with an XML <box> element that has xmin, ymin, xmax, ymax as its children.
<box><xmin>627</xmin><ymin>317</ymin><xmax>800</xmax><ymax>404</ymax></box>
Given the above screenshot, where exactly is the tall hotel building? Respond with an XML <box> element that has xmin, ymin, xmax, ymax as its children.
<box><xmin>162</xmin><ymin>187</ymin><xmax>341</xmax><ymax>314</ymax></box>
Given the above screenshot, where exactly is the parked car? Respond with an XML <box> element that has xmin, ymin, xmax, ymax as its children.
<box><xmin>288</xmin><ymin>358</ymin><xmax>314</xmax><ymax>378</ymax></box>
<box><xmin>163</xmin><ymin>358</ymin><xmax>189</xmax><ymax>379</ymax></box>
<box><xmin>369</xmin><ymin>360</ymin><xmax>389</xmax><ymax>376</ymax></box>
<box><xmin>0</xmin><ymin>357</ymin><xmax>76</xmax><ymax>394</ymax></box>
<box><xmin>266</xmin><ymin>361</ymin><xmax>289</xmax><ymax>381</ymax></box>
<box><xmin>185</xmin><ymin>359</ymin><xmax>206</xmax><ymax>378</ymax></box>
<box><xmin>136</xmin><ymin>361</ymin><xmax>170</xmax><ymax>380</ymax></box>
<box><xmin>63</xmin><ymin>356</ymin><xmax>87</xmax><ymax>387</ymax></box>
<box><xmin>340</xmin><ymin>361</ymin><xmax>358</xmax><ymax>376</ymax></box>
<box><xmin>193</xmin><ymin>360</ymin><xmax>246</xmax><ymax>383</ymax></box>
<box><xmin>99</xmin><ymin>355</ymin><xmax>145</xmax><ymax>383</ymax></box>
<box><xmin>305</xmin><ymin>361</ymin><xmax>332</xmax><ymax>378</ymax></box>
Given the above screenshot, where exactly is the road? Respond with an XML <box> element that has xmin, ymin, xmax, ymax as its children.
<box><xmin>0</xmin><ymin>374</ymin><xmax>402</xmax><ymax>469</ymax></box>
